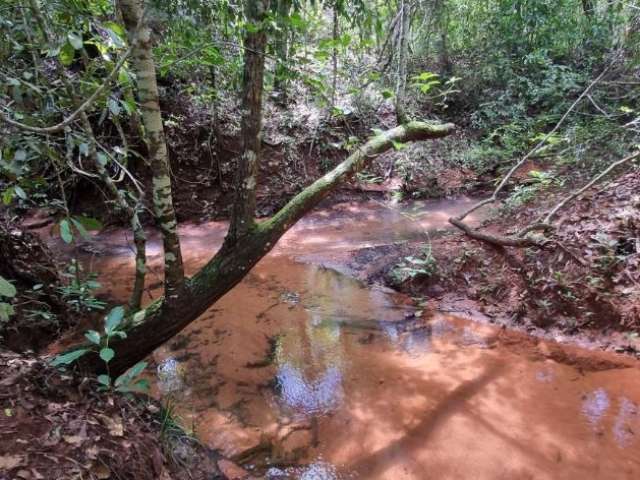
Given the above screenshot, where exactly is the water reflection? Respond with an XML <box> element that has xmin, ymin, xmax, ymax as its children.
<box><xmin>157</xmin><ymin>357</ymin><xmax>184</xmax><ymax>394</ymax></box>
<box><xmin>267</xmin><ymin>460</ymin><xmax>348</xmax><ymax>480</ymax></box>
<box><xmin>613</xmin><ymin>397</ymin><xmax>638</xmax><ymax>448</ymax></box>
<box><xmin>581</xmin><ymin>388</ymin><xmax>610</xmax><ymax>426</ymax></box>
<box><xmin>276</xmin><ymin>364</ymin><xmax>343</xmax><ymax>415</ymax></box>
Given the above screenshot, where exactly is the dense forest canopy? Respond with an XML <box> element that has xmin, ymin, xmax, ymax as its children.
<box><xmin>0</xmin><ymin>1</ymin><xmax>639</xmax><ymax>477</ymax></box>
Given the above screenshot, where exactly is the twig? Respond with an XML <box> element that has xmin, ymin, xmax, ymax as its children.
<box><xmin>543</xmin><ymin>150</ymin><xmax>640</xmax><ymax>223</ymax></box>
<box><xmin>454</xmin><ymin>63</ymin><xmax>613</xmax><ymax>223</ymax></box>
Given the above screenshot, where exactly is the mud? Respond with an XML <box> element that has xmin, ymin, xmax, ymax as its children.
<box><xmin>70</xmin><ymin>197</ymin><xmax>640</xmax><ymax>479</ymax></box>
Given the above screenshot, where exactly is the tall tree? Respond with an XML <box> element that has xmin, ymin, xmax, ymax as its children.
<box><xmin>395</xmin><ymin>0</ymin><xmax>412</xmax><ymax>124</ymax></box>
<box><xmin>226</xmin><ymin>0</ymin><xmax>270</xmax><ymax>245</ymax></box>
<box><xmin>118</xmin><ymin>0</ymin><xmax>185</xmax><ymax>303</ymax></box>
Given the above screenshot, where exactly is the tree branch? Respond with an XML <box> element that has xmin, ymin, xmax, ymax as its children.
<box><xmin>543</xmin><ymin>150</ymin><xmax>640</xmax><ymax>224</ymax></box>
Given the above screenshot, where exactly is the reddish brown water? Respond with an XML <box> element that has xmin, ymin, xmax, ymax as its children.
<box><xmin>77</xmin><ymin>197</ymin><xmax>640</xmax><ymax>479</ymax></box>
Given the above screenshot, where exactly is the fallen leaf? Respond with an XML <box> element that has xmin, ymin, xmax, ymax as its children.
<box><xmin>0</xmin><ymin>454</ymin><xmax>23</xmax><ymax>471</ymax></box>
<box><xmin>63</xmin><ymin>435</ymin><xmax>84</xmax><ymax>445</ymax></box>
<box><xmin>98</xmin><ymin>415</ymin><xmax>124</xmax><ymax>437</ymax></box>
<box><xmin>91</xmin><ymin>463</ymin><xmax>111</xmax><ymax>480</ymax></box>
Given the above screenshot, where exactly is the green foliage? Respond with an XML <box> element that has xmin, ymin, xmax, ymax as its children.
<box><xmin>59</xmin><ymin>263</ymin><xmax>106</xmax><ymax>313</ymax></box>
<box><xmin>390</xmin><ymin>245</ymin><xmax>438</xmax><ymax>285</ymax></box>
<box><xmin>51</xmin><ymin>305</ymin><xmax>149</xmax><ymax>393</ymax></box>
<box><xmin>505</xmin><ymin>170</ymin><xmax>562</xmax><ymax>209</ymax></box>
<box><xmin>0</xmin><ymin>275</ymin><xmax>16</xmax><ymax>323</ymax></box>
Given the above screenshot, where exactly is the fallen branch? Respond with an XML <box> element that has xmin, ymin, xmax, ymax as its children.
<box><xmin>454</xmin><ymin>63</ymin><xmax>612</xmax><ymax>224</ymax></box>
<box><xmin>449</xmin><ymin>61</ymin><xmax>620</xmax><ymax>248</ymax></box>
<box><xmin>543</xmin><ymin>150</ymin><xmax>640</xmax><ymax>223</ymax></box>
<box><xmin>449</xmin><ymin>217</ymin><xmax>545</xmax><ymax>248</ymax></box>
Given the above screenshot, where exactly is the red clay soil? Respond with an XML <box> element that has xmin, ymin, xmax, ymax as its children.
<box><xmin>0</xmin><ymin>350</ymin><xmax>221</xmax><ymax>480</ymax></box>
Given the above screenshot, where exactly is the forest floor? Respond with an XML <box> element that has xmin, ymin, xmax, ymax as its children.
<box><xmin>0</xmin><ymin>350</ymin><xmax>229</xmax><ymax>480</ymax></box>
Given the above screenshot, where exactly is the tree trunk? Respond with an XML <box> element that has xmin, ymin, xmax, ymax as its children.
<box><xmin>395</xmin><ymin>0</ymin><xmax>411</xmax><ymax>124</ymax></box>
<box><xmin>331</xmin><ymin>2</ymin><xmax>339</xmax><ymax>107</ymax></box>
<box><xmin>76</xmin><ymin>121</ymin><xmax>455</xmax><ymax>377</ymax></box>
<box><xmin>273</xmin><ymin>0</ymin><xmax>293</xmax><ymax>105</ymax></box>
<box><xmin>118</xmin><ymin>0</ymin><xmax>185</xmax><ymax>303</ymax></box>
<box><xmin>226</xmin><ymin>0</ymin><xmax>270</xmax><ymax>245</ymax></box>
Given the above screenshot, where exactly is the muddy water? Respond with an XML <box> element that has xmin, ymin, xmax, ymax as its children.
<box><xmin>81</xmin><ymin>197</ymin><xmax>640</xmax><ymax>480</ymax></box>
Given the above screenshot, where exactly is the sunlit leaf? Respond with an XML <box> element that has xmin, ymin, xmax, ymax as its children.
<box><xmin>85</xmin><ymin>330</ymin><xmax>101</xmax><ymax>345</ymax></box>
<box><xmin>99</xmin><ymin>347</ymin><xmax>115</xmax><ymax>363</ymax></box>
<box><xmin>51</xmin><ymin>349</ymin><xmax>89</xmax><ymax>367</ymax></box>
<box><xmin>59</xmin><ymin>219</ymin><xmax>73</xmax><ymax>244</ymax></box>
<box><xmin>0</xmin><ymin>276</ymin><xmax>16</xmax><ymax>298</ymax></box>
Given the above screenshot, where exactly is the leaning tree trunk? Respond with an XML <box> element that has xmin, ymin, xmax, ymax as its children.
<box><xmin>118</xmin><ymin>0</ymin><xmax>185</xmax><ymax>303</ymax></box>
<box><xmin>76</xmin><ymin>121</ymin><xmax>454</xmax><ymax>376</ymax></box>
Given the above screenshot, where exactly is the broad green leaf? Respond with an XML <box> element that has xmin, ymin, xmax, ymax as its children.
<box><xmin>105</xmin><ymin>306</ymin><xmax>125</xmax><ymax>334</ymax></box>
<box><xmin>71</xmin><ymin>218</ymin><xmax>91</xmax><ymax>241</ymax></box>
<box><xmin>103</xmin><ymin>21</ymin><xmax>126</xmax><ymax>41</ymax></box>
<box><xmin>97</xmin><ymin>374</ymin><xmax>111</xmax><ymax>387</ymax></box>
<box><xmin>116</xmin><ymin>378</ymin><xmax>150</xmax><ymax>393</ymax></box>
<box><xmin>0</xmin><ymin>276</ymin><xmax>17</xmax><ymax>298</ymax></box>
<box><xmin>59</xmin><ymin>42</ymin><xmax>75</xmax><ymax>66</ymax></box>
<box><xmin>68</xmin><ymin>32</ymin><xmax>83</xmax><ymax>50</ymax></box>
<box><xmin>51</xmin><ymin>349</ymin><xmax>89</xmax><ymax>367</ymax></box>
<box><xmin>99</xmin><ymin>347</ymin><xmax>115</xmax><ymax>363</ymax></box>
<box><xmin>59</xmin><ymin>219</ymin><xmax>73</xmax><ymax>244</ymax></box>
<box><xmin>114</xmin><ymin>361</ymin><xmax>147</xmax><ymax>387</ymax></box>
<box><xmin>0</xmin><ymin>302</ymin><xmax>14</xmax><ymax>322</ymax></box>
<box><xmin>14</xmin><ymin>186</ymin><xmax>26</xmax><ymax>199</ymax></box>
<box><xmin>84</xmin><ymin>330</ymin><xmax>101</xmax><ymax>345</ymax></box>
<box><xmin>2</xmin><ymin>188</ymin><xmax>15</xmax><ymax>206</ymax></box>
<box><xmin>392</xmin><ymin>141</ymin><xmax>407</xmax><ymax>151</ymax></box>
<box><xmin>381</xmin><ymin>89</ymin><xmax>394</xmax><ymax>99</ymax></box>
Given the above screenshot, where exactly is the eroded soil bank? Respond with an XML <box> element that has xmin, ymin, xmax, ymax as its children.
<box><xmin>69</xmin><ymin>196</ymin><xmax>640</xmax><ymax>480</ymax></box>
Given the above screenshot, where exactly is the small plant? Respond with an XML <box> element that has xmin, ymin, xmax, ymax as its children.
<box><xmin>505</xmin><ymin>170</ymin><xmax>559</xmax><ymax>209</ymax></box>
<box><xmin>390</xmin><ymin>245</ymin><xmax>438</xmax><ymax>284</ymax></box>
<box><xmin>51</xmin><ymin>306</ymin><xmax>149</xmax><ymax>393</ymax></box>
<box><xmin>58</xmin><ymin>262</ymin><xmax>107</xmax><ymax>313</ymax></box>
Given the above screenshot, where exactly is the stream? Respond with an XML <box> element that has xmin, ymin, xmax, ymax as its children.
<box><xmin>78</xmin><ymin>196</ymin><xmax>640</xmax><ymax>479</ymax></box>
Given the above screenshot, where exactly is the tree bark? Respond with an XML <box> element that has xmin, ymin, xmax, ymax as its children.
<box><xmin>118</xmin><ymin>0</ymin><xmax>185</xmax><ymax>303</ymax></box>
<box><xmin>76</xmin><ymin>121</ymin><xmax>455</xmax><ymax>377</ymax></box>
<box><xmin>395</xmin><ymin>0</ymin><xmax>412</xmax><ymax>124</ymax></box>
<box><xmin>226</xmin><ymin>0</ymin><xmax>270</xmax><ymax>245</ymax></box>
<box><xmin>331</xmin><ymin>1</ymin><xmax>339</xmax><ymax>107</ymax></box>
